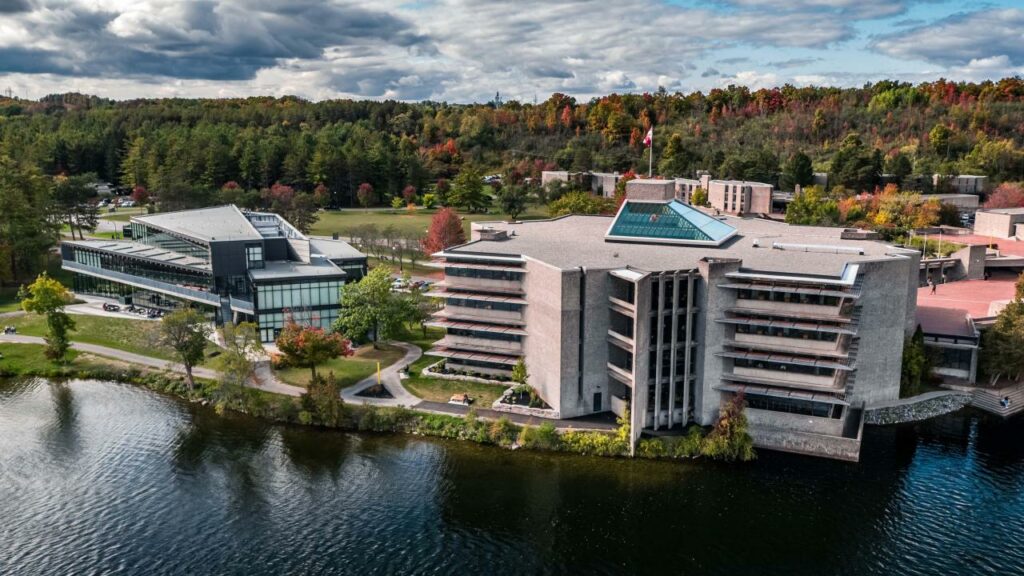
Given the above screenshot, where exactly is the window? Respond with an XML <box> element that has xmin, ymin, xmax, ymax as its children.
<box><xmin>745</xmin><ymin>393</ymin><xmax>841</xmax><ymax>419</ymax></box>
<box><xmin>246</xmin><ymin>244</ymin><xmax>264</xmax><ymax>269</ymax></box>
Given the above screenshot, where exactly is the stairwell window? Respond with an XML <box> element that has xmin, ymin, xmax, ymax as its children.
<box><xmin>246</xmin><ymin>244</ymin><xmax>264</xmax><ymax>270</ymax></box>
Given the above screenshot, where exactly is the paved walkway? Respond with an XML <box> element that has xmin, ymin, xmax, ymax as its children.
<box><xmin>342</xmin><ymin>342</ymin><xmax>422</xmax><ymax>406</ymax></box>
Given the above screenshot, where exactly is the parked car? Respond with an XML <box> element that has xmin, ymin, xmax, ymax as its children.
<box><xmin>102</xmin><ymin>303</ymin><xmax>121</xmax><ymax>312</ymax></box>
<box><xmin>391</xmin><ymin>279</ymin><xmax>408</xmax><ymax>290</ymax></box>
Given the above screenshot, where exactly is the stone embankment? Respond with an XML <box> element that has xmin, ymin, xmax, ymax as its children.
<box><xmin>864</xmin><ymin>391</ymin><xmax>973</xmax><ymax>425</ymax></box>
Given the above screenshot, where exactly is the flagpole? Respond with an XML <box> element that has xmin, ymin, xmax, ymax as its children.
<box><xmin>648</xmin><ymin>127</ymin><xmax>653</xmax><ymax>177</ymax></box>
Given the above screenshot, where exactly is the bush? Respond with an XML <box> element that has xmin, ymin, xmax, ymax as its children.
<box><xmin>637</xmin><ymin>437</ymin><xmax>669</xmax><ymax>458</ymax></box>
<box><xmin>487</xmin><ymin>416</ymin><xmax>520</xmax><ymax>447</ymax></box>
<box><xmin>519</xmin><ymin>422</ymin><xmax>561</xmax><ymax>451</ymax></box>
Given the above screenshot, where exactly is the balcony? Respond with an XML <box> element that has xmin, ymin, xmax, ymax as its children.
<box><xmin>63</xmin><ymin>260</ymin><xmax>220</xmax><ymax>306</ymax></box>
<box><xmin>731</xmin><ymin>332</ymin><xmax>846</xmax><ymax>356</ymax></box>
<box><xmin>444</xmin><ymin>275</ymin><xmax>524</xmax><ymax>295</ymax></box>
<box><xmin>438</xmin><ymin>334</ymin><xmax>523</xmax><ymax>355</ymax></box>
<box><xmin>733</xmin><ymin>297</ymin><xmax>847</xmax><ymax>318</ymax></box>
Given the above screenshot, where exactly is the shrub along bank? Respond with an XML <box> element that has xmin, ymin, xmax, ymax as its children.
<box><xmin>0</xmin><ymin>349</ymin><xmax>754</xmax><ymax>463</ymax></box>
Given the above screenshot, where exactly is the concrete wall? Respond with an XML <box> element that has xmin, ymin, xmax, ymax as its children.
<box><xmin>974</xmin><ymin>211</ymin><xmax>1024</xmax><ymax>239</ymax></box>
<box><xmin>521</xmin><ymin>260</ymin><xmax>567</xmax><ymax>416</ymax></box>
<box><xmin>541</xmin><ymin>171</ymin><xmax>568</xmax><ymax>187</ymax></box>
<box><xmin>954</xmin><ymin>244</ymin><xmax>987</xmax><ymax>281</ymax></box>
<box><xmin>747</xmin><ymin>422</ymin><xmax>861</xmax><ymax>462</ymax></box>
<box><xmin>693</xmin><ymin>258</ymin><xmax>742</xmax><ymax>425</ymax></box>
<box><xmin>625</xmin><ymin>179</ymin><xmax>675</xmax><ymax>201</ymax></box>
<box><xmin>850</xmin><ymin>257</ymin><xmax>918</xmax><ymax>407</ymax></box>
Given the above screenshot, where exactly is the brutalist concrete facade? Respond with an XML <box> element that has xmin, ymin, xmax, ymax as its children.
<box><xmin>428</xmin><ymin>206</ymin><xmax>920</xmax><ymax>460</ymax></box>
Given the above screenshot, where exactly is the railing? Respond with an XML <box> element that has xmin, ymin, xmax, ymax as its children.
<box><xmin>62</xmin><ymin>261</ymin><xmax>220</xmax><ymax>306</ymax></box>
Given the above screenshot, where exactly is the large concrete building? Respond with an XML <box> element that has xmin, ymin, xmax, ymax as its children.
<box><xmin>540</xmin><ymin>170</ymin><xmax>622</xmax><ymax>197</ymax></box>
<box><xmin>428</xmin><ymin>199</ymin><xmax>920</xmax><ymax>460</ymax></box>
<box><xmin>61</xmin><ymin>205</ymin><xmax>367</xmax><ymax>342</ymax></box>
<box><xmin>632</xmin><ymin>176</ymin><xmax>774</xmax><ymax>216</ymax></box>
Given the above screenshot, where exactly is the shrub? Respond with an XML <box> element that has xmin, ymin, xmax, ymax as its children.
<box><xmin>487</xmin><ymin>416</ymin><xmax>520</xmax><ymax>447</ymax></box>
<box><xmin>519</xmin><ymin>422</ymin><xmax>561</xmax><ymax>451</ymax></box>
<box><xmin>637</xmin><ymin>437</ymin><xmax>669</xmax><ymax>458</ymax></box>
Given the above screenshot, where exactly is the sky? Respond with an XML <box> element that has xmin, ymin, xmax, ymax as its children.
<box><xmin>0</xmin><ymin>0</ymin><xmax>1021</xmax><ymax>103</ymax></box>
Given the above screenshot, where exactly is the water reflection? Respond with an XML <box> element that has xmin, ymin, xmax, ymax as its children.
<box><xmin>0</xmin><ymin>378</ymin><xmax>1021</xmax><ymax>576</ymax></box>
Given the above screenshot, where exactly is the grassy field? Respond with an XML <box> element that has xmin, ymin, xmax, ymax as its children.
<box><xmin>100</xmin><ymin>207</ymin><xmax>147</xmax><ymax>222</ymax></box>
<box><xmin>3</xmin><ymin>313</ymin><xmax>220</xmax><ymax>363</ymax></box>
<box><xmin>274</xmin><ymin>343</ymin><xmax>405</xmax><ymax>388</ymax></box>
<box><xmin>309</xmin><ymin>204</ymin><xmax>550</xmax><ymax>238</ymax></box>
<box><xmin>394</xmin><ymin>325</ymin><xmax>507</xmax><ymax>407</ymax></box>
<box><xmin>0</xmin><ymin>343</ymin><xmax>81</xmax><ymax>373</ymax></box>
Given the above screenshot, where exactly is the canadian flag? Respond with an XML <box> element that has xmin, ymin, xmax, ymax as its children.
<box><xmin>642</xmin><ymin>127</ymin><xmax>653</xmax><ymax>147</ymax></box>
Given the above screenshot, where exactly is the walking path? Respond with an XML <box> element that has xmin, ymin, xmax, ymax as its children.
<box><xmin>341</xmin><ymin>342</ymin><xmax>422</xmax><ymax>406</ymax></box>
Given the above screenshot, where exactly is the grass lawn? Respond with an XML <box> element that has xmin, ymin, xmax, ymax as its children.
<box><xmin>274</xmin><ymin>343</ymin><xmax>405</xmax><ymax>388</ymax></box>
<box><xmin>100</xmin><ymin>207</ymin><xmax>146</xmax><ymax>222</ymax></box>
<box><xmin>0</xmin><ymin>343</ymin><xmax>81</xmax><ymax>373</ymax></box>
<box><xmin>309</xmin><ymin>204</ymin><xmax>550</xmax><ymax>238</ymax></box>
<box><xmin>392</xmin><ymin>324</ymin><xmax>506</xmax><ymax>406</ymax></box>
<box><xmin>368</xmin><ymin>257</ymin><xmax>441</xmax><ymax>279</ymax></box>
<box><xmin>4</xmin><ymin>313</ymin><xmax>220</xmax><ymax>363</ymax></box>
<box><xmin>0</xmin><ymin>288</ymin><xmax>20</xmax><ymax>313</ymax></box>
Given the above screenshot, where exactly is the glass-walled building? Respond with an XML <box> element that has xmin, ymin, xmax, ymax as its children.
<box><xmin>62</xmin><ymin>205</ymin><xmax>367</xmax><ymax>342</ymax></box>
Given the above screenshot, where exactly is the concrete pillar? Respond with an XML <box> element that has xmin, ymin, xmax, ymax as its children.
<box><xmin>668</xmin><ymin>273</ymin><xmax>680</xmax><ymax>428</ymax></box>
<box><xmin>683</xmin><ymin>273</ymin><xmax>694</xmax><ymax>426</ymax></box>
<box><xmin>630</xmin><ymin>275</ymin><xmax>652</xmax><ymax>454</ymax></box>
<box><xmin>653</xmin><ymin>274</ymin><xmax>665</xmax><ymax>430</ymax></box>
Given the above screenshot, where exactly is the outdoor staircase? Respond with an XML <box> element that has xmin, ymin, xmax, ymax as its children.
<box><xmin>971</xmin><ymin>383</ymin><xmax>1024</xmax><ymax>418</ymax></box>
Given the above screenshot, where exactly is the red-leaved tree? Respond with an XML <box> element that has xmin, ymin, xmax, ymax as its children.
<box><xmin>357</xmin><ymin>182</ymin><xmax>375</xmax><ymax>207</ymax></box>
<box><xmin>402</xmin><ymin>185</ymin><xmax>417</xmax><ymax>205</ymax></box>
<box><xmin>131</xmin><ymin>185</ymin><xmax>149</xmax><ymax>204</ymax></box>
<box><xmin>275</xmin><ymin>321</ymin><xmax>353</xmax><ymax>380</ymax></box>
<box><xmin>421</xmin><ymin>207</ymin><xmax>466</xmax><ymax>254</ymax></box>
<box><xmin>984</xmin><ymin>182</ymin><xmax>1024</xmax><ymax>210</ymax></box>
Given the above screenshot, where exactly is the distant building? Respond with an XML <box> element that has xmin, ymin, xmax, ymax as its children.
<box><xmin>61</xmin><ymin>205</ymin><xmax>367</xmax><ymax>342</ymax></box>
<box><xmin>812</xmin><ymin>172</ymin><xmax>829</xmax><ymax>189</ymax></box>
<box><xmin>540</xmin><ymin>170</ymin><xmax>622</xmax><ymax>198</ymax></box>
<box><xmin>973</xmin><ymin>208</ymin><xmax>1024</xmax><ymax>239</ymax></box>
<box><xmin>934</xmin><ymin>174</ymin><xmax>987</xmax><ymax>195</ymax></box>
<box><xmin>624</xmin><ymin>178</ymin><xmax>675</xmax><ymax>201</ymax></box>
<box><xmin>925</xmin><ymin>194</ymin><xmax>980</xmax><ymax>213</ymax></box>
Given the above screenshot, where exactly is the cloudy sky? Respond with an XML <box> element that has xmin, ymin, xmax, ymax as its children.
<box><xmin>0</xmin><ymin>0</ymin><xmax>1021</xmax><ymax>102</ymax></box>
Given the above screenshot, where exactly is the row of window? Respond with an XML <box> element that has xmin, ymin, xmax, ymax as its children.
<box><xmin>736</xmin><ymin>289</ymin><xmax>841</xmax><ymax>307</ymax></box>
<box><xmin>448</xmin><ymin>327</ymin><xmax>522</xmax><ymax>342</ymax></box>
<box><xmin>446</xmin><ymin>297</ymin><xmax>523</xmax><ymax>312</ymax></box>
<box><xmin>257</xmin><ymin>309</ymin><xmax>339</xmax><ymax>342</ymax></box>
<box><xmin>256</xmin><ymin>280</ymin><xmax>344</xmax><ymax>311</ymax></box>
<box><xmin>734</xmin><ymin>357</ymin><xmax>837</xmax><ymax>378</ymax></box>
<box><xmin>73</xmin><ymin>248</ymin><xmax>213</xmax><ymax>290</ymax></box>
<box><xmin>744</xmin><ymin>393</ymin><xmax>844</xmax><ymax>419</ymax></box>
<box><xmin>445</xmin><ymin>267</ymin><xmax>523</xmax><ymax>281</ymax></box>
<box><xmin>130</xmin><ymin>223</ymin><xmax>210</xmax><ymax>261</ymax></box>
<box><xmin>735</xmin><ymin>323</ymin><xmax>839</xmax><ymax>342</ymax></box>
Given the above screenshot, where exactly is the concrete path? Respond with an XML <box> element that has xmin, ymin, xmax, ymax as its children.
<box><xmin>250</xmin><ymin>362</ymin><xmax>305</xmax><ymax>397</ymax></box>
<box><xmin>0</xmin><ymin>333</ymin><xmax>218</xmax><ymax>380</ymax></box>
<box><xmin>342</xmin><ymin>342</ymin><xmax>422</xmax><ymax>406</ymax></box>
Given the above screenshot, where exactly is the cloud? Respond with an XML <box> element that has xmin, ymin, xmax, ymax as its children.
<box><xmin>0</xmin><ymin>0</ymin><xmax>31</xmax><ymax>13</ymax></box>
<box><xmin>872</xmin><ymin>8</ymin><xmax>1024</xmax><ymax>66</ymax></box>
<box><xmin>766</xmin><ymin>57</ymin><xmax>821</xmax><ymax>68</ymax></box>
<box><xmin>716</xmin><ymin>57</ymin><xmax>749</xmax><ymax>65</ymax></box>
<box><xmin>719</xmin><ymin>0</ymin><xmax>913</xmax><ymax>19</ymax></box>
<box><xmin>701</xmin><ymin>68</ymin><xmax>721</xmax><ymax>78</ymax></box>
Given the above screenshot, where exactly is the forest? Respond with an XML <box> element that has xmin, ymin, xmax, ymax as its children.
<box><xmin>2</xmin><ymin>78</ymin><xmax>1024</xmax><ymax>284</ymax></box>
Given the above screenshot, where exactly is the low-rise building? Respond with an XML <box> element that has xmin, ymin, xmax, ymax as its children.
<box><xmin>925</xmin><ymin>193</ymin><xmax>980</xmax><ymax>212</ymax></box>
<box><xmin>934</xmin><ymin>174</ymin><xmax>987</xmax><ymax>195</ymax></box>
<box><xmin>973</xmin><ymin>208</ymin><xmax>1024</xmax><ymax>239</ymax></box>
<box><xmin>540</xmin><ymin>170</ymin><xmax>622</xmax><ymax>198</ymax></box>
<box><xmin>60</xmin><ymin>205</ymin><xmax>367</xmax><ymax>342</ymax></box>
<box><xmin>429</xmin><ymin>199</ymin><xmax>920</xmax><ymax>460</ymax></box>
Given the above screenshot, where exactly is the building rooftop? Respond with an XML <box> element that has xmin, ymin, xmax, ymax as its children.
<box><xmin>64</xmin><ymin>240</ymin><xmax>212</xmax><ymax>271</ymax></box>
<box><xmin>249</xmin><ymin>258</ymin><xmax>347</xmax><ymax>282</ymax></box>
<box><xmin>916</xmin><ymin>273</ymin><xmax>1018</xmax><ymax>325</ymax></box>
<box><xmin>980</xmin><ymin>208</ymin><xmax>1024</xmax><ymax>215</ymax></box>
<box><xmin>444</xmin><ymin>207</ymin><xmax>915</xmax><ymax>276</ymax></box>
<box><xmin>133</xmin><ymin>205</ymin><xmax>262</xmax><ymax>242</ymax></box>
<box><xmin>309</xmin><ymin>238</ymin><xmax>365</xmax><ymax>261</ymax></box>
<box><xmin>710</xmin><ymin>180</ymin><xmax>773</xmax><ymax>187</ymax></box>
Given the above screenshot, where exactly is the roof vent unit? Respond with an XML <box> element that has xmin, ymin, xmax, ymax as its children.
<box><xmin>477</xmin><ymin>228</ymin><xmax>509</xmax><ymax>241</ymax></box>
<box><xmin>771</xmin><ymin>242</ymin><xmax>864</xmax><ymax>255</ymax></box>
<box><xmin>752</xmin><ymin>239</ymin><xmax>760</xmax><ymax>248</ymax></box>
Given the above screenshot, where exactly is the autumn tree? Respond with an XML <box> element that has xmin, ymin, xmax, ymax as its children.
<box><xmin>357</xmin><ymin>182</ymin><xmax>376</xmax><ymax>208</ymax></box>
<box><xmin>401</xmin><ymin>185</ymin><xmax>417</xmax><ymax>205</ymax></box>
<box><xmin>159</xmin><ymin>308</ymin><xmax>211</xmax><ymax>391</ymax></box>
<box><xmin>421</xmin><ymin>207</ymin><xmax>466</xmax><ymax>254</ymax></box>
<box><xmin>276</xmin><ymin>320</ymin><xmax>353</xmax><ymax>380</ymax></box>
<box><xmin>983</xmin><ymin>182</ymin><xmax>1024</xmax><ymax>209</ymax></box>
<box><xmin>262</xmin><ymin>183</ymin><xmax>319</xmax><ymax>233</ymax></box>
<box><xmin>131</xmin><ymin>185</ymin><xmax>150</xmax><ymax>205</ymax></box>
<box><xmin>548</xmin><ymin>191</ymin><xmax>614</xmax><ymax>216</ymax></box>
<box><xmin>19</xmin><ymin>273</ymin><xmax>75</xmax><ymax>362</ymax></box>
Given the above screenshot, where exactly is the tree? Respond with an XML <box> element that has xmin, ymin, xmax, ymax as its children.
<box><xmin>657</xmin><ymin>133</ymin><xmax>695</xmax><ymax>177</ymax></box>
<box><xmin>333</xmin><ymin>266</ymin><xmax>415</xmax><ymax>347</ymax></box>
<box><xmin>900</xmin><ymin>325</ymin><xmax>930</xmax><ymax>397</ymax></box>
<box><xmin>215</xmin><ymin>322</ymin><xmax>262</xmax><ymax>401</ymax></box>
<box><xmin>357</xmin><ymin>182</ymin><xmax>376</xmax><ymax>207</ymax></box>
<box><xmin>980</xmin><ymin>274</ymin><xmax>1024</xmax><ymax>385</ymax></box>
<box><xmin>19</xmin><ymin>273</ymin><xmax>75</xmax><ymax>362</ymax></box>
<box><xmin>421</xmin><ymin>207</ymin><xmax>466</xmax><ymax>254</ymax></box>
<box><xmin>0</xmin><ymin>156</ymin><xmax>58</xmax><ymax>284</ymax></box>
<box><xmin>52</xmin><ymin>173</ymin><xmax>99</xmax><ymax>240</ymax></box>
<box><xmin>930</xmin><ymin>123</ymin><xmax>952</xmax><ymax>157</ymax></box>
<box><xmin>449</xmin><ymin>167</ymin><xmax>490</xmax><ymax>212</ymax></box>
<box><xmin>700</xmin><ymin>392</ymin><xmax>755</xmax><ymax>461</ymax></box>
<box><xmin>159</xmin><ymin>308</ymin><xmax>211</xmax><ymax>391</ymax></box>
<box><xmin>690</xmin><ymin>187</ymin><xmax>709</xmax><ymax>207</ymax></box>
<box><xmin>433</xmin><ymin>178</ymin><xmax>450</xmax><ymax>205</ymax></box>
<box><xmin>830</xmin><ymin>133</ymin><xmax>880</xmax><ymax>192</ymax></box>
<box><xmin>131</xmin><ymin>185</ymin><xmax>150</xmax><ymax>205</ymax></box>
<box><xmin>785</xmin><ymin>185</ymin><xmax>840</xmax><ymax>226</ymax></box>
<box><xmin>401</xmin><ymin>185</ymin><xmax>417</xmax><ymax>205</ymax></box>
<box><xmin>983</xmin><ymin>182</ymin><xmax>1024</xmax><ymax>209</ymax></box>
<box><xmin>496</xmin><ymin>185</ymin><xmax>529</xmax><ymax>220</ymax></box>
<box><xmin>262</xmin><ymin>183</ymin><xmax>319</xmax><ymax>233</ymax></box>
<box><xmin>548</xmin><ymin>191</ymin><xmax>613</xmax><ymax>216</ymax></box>
<box><xmin>780</xmin><ymin>151</ymin><xmax>813</xmax><ymax>191</ymax></box>
<box><xmin>276</xmin><ymin>320</ymin><xmax>353</xmax><ymax>380</ymax></box>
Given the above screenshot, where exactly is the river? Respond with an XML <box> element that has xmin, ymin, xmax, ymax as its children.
<box><xmin>1</xmin><ymin>378</ymin><xmax>1022</xmax><ymax>575</ymax></box>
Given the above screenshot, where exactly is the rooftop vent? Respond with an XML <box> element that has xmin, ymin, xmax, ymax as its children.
<box><xmin>771</xmin><ymin>242</ymin><xmax>864</xmax><ymax>255</ymax></box>
<box><xmin>478</xmin><ymin>228</ymin><xmax>509</xmax><ymax>241</ymax></box>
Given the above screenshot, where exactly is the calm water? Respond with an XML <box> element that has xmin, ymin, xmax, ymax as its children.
<box><xmin>1</xmin><ymin>379</ymin><xmax>1022</xmax><ymax>576</ymax></box>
